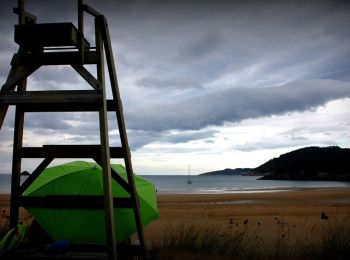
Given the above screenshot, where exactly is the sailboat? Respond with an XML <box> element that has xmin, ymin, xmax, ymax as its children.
<box><xmin>187</xmin><ymin>165</ymin><xmax>193</xmax><ymax>184</ymax></box>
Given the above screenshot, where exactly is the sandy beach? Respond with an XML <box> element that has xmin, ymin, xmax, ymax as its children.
<box><xmin>152</xmin><ymin>187</ymin><xmax>350</xmax><ymax>225</ymax></box>
<box><xmin>146</xmin><ymin>188</ymin><xmax>350</xmax><ymax>259</ymax></box>
<box><xmin>1</xmin><ymin>188</ymin><xmax>350</xmax><ymax>259</ymax></box>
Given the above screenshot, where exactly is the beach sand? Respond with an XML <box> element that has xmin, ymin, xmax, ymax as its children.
<box><xmin>1</xmin><ymin>188</ymin><xmax>350</xmax><ymax>259</ymax></box>
<box><xmin>146</xmin><ymin>188</ymin><xmax>350</xmax><ymax>259</ymax></box>
<box><xmin>151</xmin><ymin>188</ymin><xmax>350</xmax><ymax>227</ymax></box>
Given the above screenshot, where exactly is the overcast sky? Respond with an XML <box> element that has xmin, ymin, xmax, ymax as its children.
<box><xmin>1</xmin><ymin>0</ymin><xmax>350</xmax><ymax>175</ymax></box>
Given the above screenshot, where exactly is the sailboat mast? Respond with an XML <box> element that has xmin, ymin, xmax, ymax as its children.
<box><xmin>187</xmin><ymin>164</ymin><xmax>192</xmax><ymax>184</ymax></box>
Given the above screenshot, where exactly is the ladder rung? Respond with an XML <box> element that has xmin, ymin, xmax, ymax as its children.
<box><xmin>11</xmin><ymin>51</ymin><xmax>98</xmax><ymax>66</ymax></box>
<box><xmin>117</xmin><ymin>245</ymin><xmax>144</xmax><ymax>256</ymax></box>
<box><xmin>0</xmin><ymin>91</ymin><xmax>118</xmax><ymax>112</ymax></box>
<box><xmin>0</xmin><ymin>90</ymin><xmax>102</xmax><ymax>104</ymax></box>
<box><xmin>20</xmin><ymin>145</ymin><xmax>125</xmax><ymax>159</ymax></box>
<box><xmin>19</xmin><ymin>195</ymin><xmax>133</xmax><ymax>209</ymax></box>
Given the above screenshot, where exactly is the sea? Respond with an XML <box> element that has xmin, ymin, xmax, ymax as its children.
<box><xmin>1</xmin><ymin>174</ymin><xmax>349</xmax><ymax>194</ymax></box>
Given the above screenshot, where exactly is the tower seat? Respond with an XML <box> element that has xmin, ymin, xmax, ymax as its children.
<box><xmin>15</xmin><ymin>22</ymin><xmax>90</xmax><ymax>49</ymax></box>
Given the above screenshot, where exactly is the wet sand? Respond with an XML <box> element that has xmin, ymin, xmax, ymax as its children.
<box><xmin>152</xmin><ymin>187</ymin><xmax>350</xmax><ymax>225</ymax></box>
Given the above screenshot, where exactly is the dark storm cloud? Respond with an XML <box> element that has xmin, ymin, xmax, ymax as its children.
<box><xmin>179</xmin><ymin>32</ymin><xmax>223</xmax><ymax>61</ymax></box>
<box><xmin>1</xmin><ymin>0</ymin><xmax>350</xmax><ymax>155</ymax></box>
<box><xmin>126</xmin><ymin>80</ymin><xmax>350</xmax><ymax>131</ymax></box>
<box><xmin>2</xmin><ymin>0</ymin><xmax>350</xmax><ymax>84</ymax></box>
<box><xmin>136</xmin><ymin>77</ymin><xmax>203</xmax><ymax>90</ymax></box>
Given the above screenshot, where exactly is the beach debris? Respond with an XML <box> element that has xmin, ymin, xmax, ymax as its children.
<box><xmin>257</xmin><ymin>221</ymin><xmax>262</xmax><ymax>226</ymax></box>
<box><xmin>0</xmin><ymin>223</ymin><xmax>27</xmax><ymax>253</ymax></box>
<box><xmin>274</xmin><ymin>217</ymin><xmax>280</xmax><ymax>224</ymax></box>
<box><xmin>1</xmin><ymin>209</ymin><xmax>7</xmax><ymax>219</ymax></box>
<box><xmin>243</xmin><ymin>219</ymin><xmax>249</xmax><ymax>225</ymax></box>
<box><xmin>44</xmin><ymin>240</ymin><xmax>71</xmax><ymax>255</ymax></box>
<box><xmin>229</xmin><ymin>218</ymin><xmax>233</xmax><ymax>225</ymax></box>
<box><xmin>321</xmin><ymin>211</ymin><xmax>329</xmax><ymax>220</ymax></box>
<box><xmin>1</xmin><ymin>209</ymin><xmax>9</xmax><ymax>221</ymax></box>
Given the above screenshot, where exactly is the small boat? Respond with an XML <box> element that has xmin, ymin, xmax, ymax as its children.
<box><xmin>187</xmin><ymin>165</ymin><xmax>193</xmax><ymax>184</ymax></box>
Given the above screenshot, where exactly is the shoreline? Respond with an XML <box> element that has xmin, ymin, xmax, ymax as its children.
<box><xmin>1</xmin><ymin>186</ymin><xmax>349</xmax><ymax>203</ymax></box>
<box><xmin>156</xmin><ymin>187</ymin><xmax>350</xmax><ymax>204</ymax></box>
<box><xmin>156</xmin><ymin>186</ymin><xmax>334</xmax><ymax>195</ymax></box>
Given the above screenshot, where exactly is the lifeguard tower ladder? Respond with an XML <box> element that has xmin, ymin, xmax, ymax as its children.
<box><xmin>0</xmin><ymin>1</ymin><xmax>145</xmax><ymax>259</ymax></box>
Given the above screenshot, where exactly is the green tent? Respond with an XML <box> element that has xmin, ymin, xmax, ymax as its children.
<box><xmin>23</xmin><ymin>161</ymin><xmax>159</xmax><ymax>244</ymax></box>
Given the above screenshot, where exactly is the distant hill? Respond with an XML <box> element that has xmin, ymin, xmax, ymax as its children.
<box><xmin>256</xmin><ymin>146</ymin><xmax>350</xmax><ymax>181</ymax></box>
<box><xmin>200</xmin><ymin>168</ymin><xmax>253</xmax><ymax>176</ymax></box>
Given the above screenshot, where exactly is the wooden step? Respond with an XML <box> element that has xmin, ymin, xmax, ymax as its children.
<box><xmin>0</xmin><ymin>90</ymin><xmax>118</xmax><ymax>112</ymax></box>
<box><xmin>19</xmin><ymin>145</ymin><xmax>125</xmax><ymax>159</ymax></box>
<box><xmin>11</xmin><ymin>51</ymin><xmax>98</xmax><ymax>66</ymax></box>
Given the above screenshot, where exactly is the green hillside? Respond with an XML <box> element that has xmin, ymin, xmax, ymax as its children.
<box><xmin>256</xmin><ymin>146</ymin><xmax>350</xmax><ymax>181</ymax></box>
<box><xmin>200</xmin><ymin>168</ymin><xmax>253</xmax><ymax>176</ymax></box>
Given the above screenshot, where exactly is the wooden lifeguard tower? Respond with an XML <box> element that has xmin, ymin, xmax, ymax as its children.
<box><xmin>0</xmin><ymin>1</ymin><xmax>145</xmax><ymax>259</ymax></box>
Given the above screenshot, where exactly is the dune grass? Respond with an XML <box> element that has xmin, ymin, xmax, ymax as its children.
<box><xmin>146</xmin><ymin>215</ymin><xmax>350</xmax><ymax>260</ymax></box>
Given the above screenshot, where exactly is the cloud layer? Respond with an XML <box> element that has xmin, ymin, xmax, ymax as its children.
<box><xmin>126</xmin><ymin>80</ymin><xmax>350</xmax><ymax>131</ymax></box>
<box><xmin>1</xmin><ymin>0</ymin><xmax>350</xmax><ymax>173</ymax></box>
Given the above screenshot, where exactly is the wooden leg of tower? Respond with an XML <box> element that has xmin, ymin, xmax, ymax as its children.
<box><xmin>96</xmin><ymin>20</ymin><xmax>117</xmax><ymax>260</ymax></box>
<box><xmin>0</xmin><ymin>105</ymin><xmax>9</xmax><ymax>130</ymax></box>
<box><xmin>98</xmin><ymin>16</ymin><xmax>146</xmax><ymax>257</ymax></box>
<box><xmin>99</xmin><ymin>104</ymin><xmax>117</xmax><ymax>260</ymax></box>
<box><xmin>10</xmin><ymin>81</ymin><xmax>26</xmax><ymax>228</ymax></box>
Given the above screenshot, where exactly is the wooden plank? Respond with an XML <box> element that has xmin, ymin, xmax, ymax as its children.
<box><xmin>2</xmin><ymin>64</ymin><xmax>40</xmax><ymax>91</ymax></box>
<box><xmin>95</xmin><ymin>18</ymin><xmax>117</xmax><ymax>260</ymax></box>
<box><xmin>0</xmin><ymin>90</ymin><xmax>103</xmax><ymax>112</ymax></box>
<box><xmin>19</xmin><ymin>195</ymin><xmax>133</xmax><ymax>209</ymax></box>
<box><xmin>20</xmin><ymin>145</ymin><xmax>124</xmax><ymax>159</ymax></box>
<box><xmin>11</xmin><ymin>51</ymin><xmax>98</xmax><ymax>66</ymax></box>
<box><xmin>83</xmin><ymin>4</ymin><xmax>102</xmax><ymax>18</ymax></box>
<box><xmin>71</xmin><ymin>64</ymin><xmax>100</xmax><ymax>90</ymax></box>
<box><xmin>13</xmin><ymin>8</ymin><xmax>37</xmax><ymax>24</ymax></box>
<box><xmin>15</xmin><ymin>23</ymin><xmax>90</xmax><ymax>48</ymax></box>
<box><xmin>78</xmin><ymin>0</ymin><xmax>84</xmax><ymax>63</ymax></box>
<box><xmin>17</xmin><ymin>0</ymin><xmax>25</xmax><ymax>25</ymax></box>
<box><xmin>0</xmin><ymin>90</ymin><xmax>117</xmax><ymax>112</ymax></box>
<box><xmin>99</xmin><ymin>16</ymin><xmax>146</xmax><ymax>257</ymax></box>
<box><xmin>0</xmin><ymin>90</ymin><xmax>102</xmax><ymax>104</ymax></box>
<box><xmin>19</xmin><ymin>157</ymin><xmax>53</xmax><ymax>194</ymax></box>
<box><xmin>9</xmin><ymin>79</ymin><xmax>26</xmax><ymax>228</ymax></box>
<box><xmin>19</xmin><ymin>101</ymin><xmax>117</xmax><ymax>112</ymax></box>
<box><xmin>94</xmin><ymin>158</ymin><xmax>131</xmax><ymax>194</ymax></box>
<box><xmin>0</xmin><ymin>105</ymin><xmax>9</xmax><ymax>130</ymax></box>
